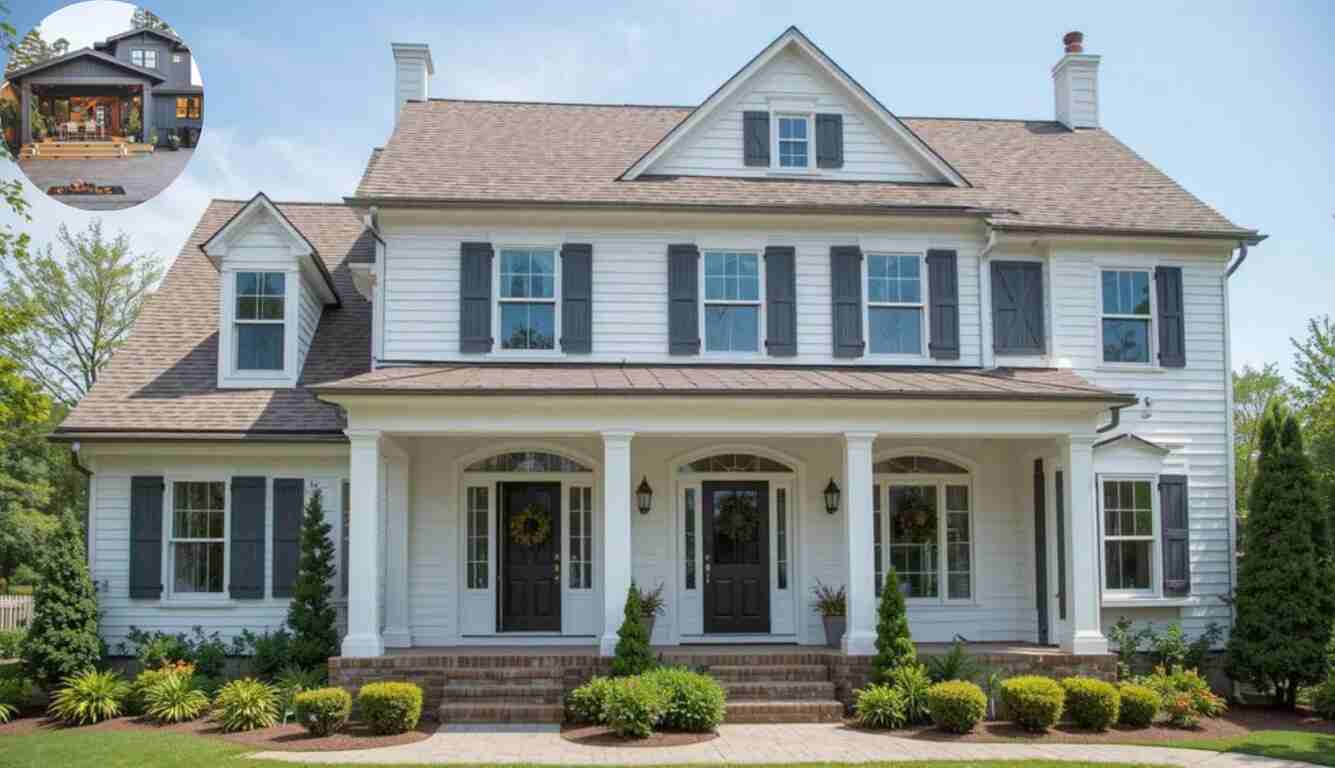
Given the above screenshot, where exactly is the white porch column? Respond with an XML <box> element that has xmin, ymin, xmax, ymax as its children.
<box><xmin>1062</xmin><ymin>434</ymin><xmax>1108</xmax><ymax>654</ymax></box>
<box><xmin>599</xmin><ymin>431</ymin><xmax>634</xmax><ymax>656</ymax></box>
<box><xmin>381</xmin><ymin>442</ymin><xmax>412</xmax><ymax>648</ymax></box>
<box><xmin>342</xmin><ymin>430</ymin><xmax>385</xmax><ymax>657</ymax></box>
<box><xmin>842</xmin><ymin>431</ymin><xmax>877</xmax><ymax>656</ymax></box>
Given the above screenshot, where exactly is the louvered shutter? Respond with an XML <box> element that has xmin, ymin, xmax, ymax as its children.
<box><xmin>926</xmin><ymin>249</ymin><xmax>960</xmax><ymax>360</ymax></box>
<box><xmin>743</xmin><ymin>111</ymin><xmax>770</xmax><ymax>167</ymax></box>
<box><xmin>1155</xmin><ymin>266</ymin><xmax>1186</xmax><ymax>368</ymax></box>
<box><xmin>459</xmin><ymin>242</ymin><xmax>493</xmax><ymax>353</ymax></box>
<box><xmin>560</xmin><ymin>243</ymin><xmax>593</xmax><ymax>354</ymax></box>
<box><xmin>816</xmin><ymin>113</ymin><xmax>844</xmax><ymax>168</ymax></box>
<box><xmin>229</xmin><ymin>476</ymin><xmax>266</xmax><ymax>600</ymax></box>
<box><xmin>667</xmin><ymin>244</ymin><xmax>700</xmax><ymax>355</ymax></box>
<box><xmin>764</xmin><ymin>246</ymin><xmax>797</xmax><ymax>357</ymax></box>
<box><xmin>830</xmin><ymin>245</ymin><xmax>865</xmax><ymax>358</ymax></box>
<box><xmin>129</xmin><ymin>476</ymin><xmax>164</xmax><ymax>600</ymax></box>
<box><xmin>1160</xmin><ymin>474</ymin><xmax>1191</xmax><ymax>596</ymax></box>
<box><xmin>271</xmin><ymin>478</ymin><xmax>303</xmax><ymax>599</ymax></box>
<box><xmin>991</xmin><ymin>261</ymin><xmax>1045</xmax><ymax>353</ymax></box>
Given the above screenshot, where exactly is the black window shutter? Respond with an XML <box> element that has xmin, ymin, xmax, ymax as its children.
<box><xmin>1160</xmin><ymin>474</ymin><xmax>1191</xmax><ymax>596</ymax></box>
<box><xmin>1155</xmin><ymin>266</ymin><xmax>1186</xmax><ymax>368</ymax></box>
<box><xmin>764</xmin><ymin>246</ymin><xmax>797</xmax><ymax>357</ymax></box>
<box><xmin>271</xmin><ymin>478</ymin><xmax>304</xmax><ymax>599</ymax></box>
<box><xmin>229</xmin><ymin>476</ymin><xmax>266</xmax><ymax>600</ymax></box>
<box><xmin>129</xmin><ymin>476</ymin><xmax>164</xmax><ymax>600</ymax></box>
<box><xmin>991</xmin><ymin>261</ymin><xmax>1045</xmax><ymax>354</ymax></box>
<box><xmin>925</xmin><ymin>249</ymin><xmax>960</xmax><ymax>360</ymax></box>
<box><xmin>830</xmin><ymin>245</ymin><xmax>865</xmax><ymax>358</ymax></box>
<box><xmin>560</xmin><ymin>243</ymin><xmax>593</xmax><ymax>354</ymax></box>
<box><xmin>459</xmin><ymin>242</ymin><xmax>494</xmax><ymax>354</ymax></box>
<box><xmin>816</xmin><ymin>113</ymin><xmax>843</xmax><ymax>169</ymax></box>
<box><xmin>667</xmin><ymin>244</ymin><xmax>700</xmax><ymax>355</ymax></box>
<box><xmin>743</xmin><ymin>111</ymin><xmax>770</xmax><ymax>167</ymax></box>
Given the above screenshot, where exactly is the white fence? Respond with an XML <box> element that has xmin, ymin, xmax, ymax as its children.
<box><xmin>0</xmin><ymin>596</ymin><xmax>34</xmax><ymax>631</ymax></box>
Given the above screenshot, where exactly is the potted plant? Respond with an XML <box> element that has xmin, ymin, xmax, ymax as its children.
<box><xmin>634</xmin><ymin>582</ymin><xmax>665</xmax><ymax>640</ymax></box>
<box><xmin>811</xmin><ymin>581</ymin><xmax>846</xmax><ymax>648</ymax></box>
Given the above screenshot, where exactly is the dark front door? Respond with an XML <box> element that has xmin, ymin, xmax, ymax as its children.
<box><xmin>498</xmin><ymin>482</ymin><xmax>562</xmax><ymax>632</ymax></box>
<box><xmin>703</xmin><ymin>481</ymin><xmax>770</xmax><ymax>634</ymax></box>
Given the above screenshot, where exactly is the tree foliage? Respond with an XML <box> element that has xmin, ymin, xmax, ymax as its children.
<box><xmin>130</xmin><ymin>7</ymin><xmax>176</xmax><ymax>35</ymax></box>
<box><xmin>611</xmin><ymin>585</ymin><xmax>654</xmax><ymax>677</ymax></box>
<box><xmin>1233</xmin><ymin>364</ymin><xmax>1289</xmax><ymax>550</ymax></box>
<box><xmin>1292</xmin><ymin>315</ymin><xmax>1335</xmax><ymax>410</ymax></box>
<box><xmin>4</xmin><ymin>24</ymin><xmax>68</xmax><ymax>76</ymax></box>
<box><xmin>286</xmin><ymin>489</ymin><xmax>339</xmax><ymax>670</ymax></box>
<box><xmin>871</xmin><ymin>566</ymin><xmax>917</xmax><ymax>683</ymax></box>
<box><xmin>22</xmin><ymin>513</ymin><xmax>101</xmax><ymax>686</ymax></box>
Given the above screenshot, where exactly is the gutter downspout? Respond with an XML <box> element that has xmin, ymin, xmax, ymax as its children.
<box><xmin>978</xmin><ymin>228</ymin><xmax>998</xmax><ymax>369</ymax></box>
<box><xmin>1221</xmin><ymin>240</ymin><xmax>1249</xmax><ymax>651</ymax></box>
<box><xmin>1095</xmin><ymin>403</ymin><xmax>1130</xmax><ymax>434</ymax></box>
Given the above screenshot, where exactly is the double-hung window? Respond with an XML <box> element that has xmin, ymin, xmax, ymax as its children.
<box><xmin>170</xmin><ymin>481</ymin><xmax>226</xmax><ymax>595</ymax></box>
<box><xmin>867</xmin><ymin>253</ymin><xmax>924</xmax><ymax>355</ymax></box>
<box><xmin>703</xmin><ymin>251</ymin><xmax>760</xmax><ymax>352</ymax></box>
<box><xmin>1102</xmin><ymin>478</ymin><xmax>1155</xmax><ymax>592</ymax></box>
<box><xmin>1101</xmin><ymin>269</ymin><xmax>1152</xmax><ymax>363</ymax></box>
<box><xmin>498</xmin><ymin>248</ymin><xmax>556</xmax><ymax>351</ymax></box>
<box><xmin>234</xmin><ymin>271</ymin><xmax>285</xmax><ymax>370</ymax></box>
<box><xmin>131</xmin><ymin>49</ymin><xmax>158</xmax><ymax>69</ymax></box>
<box><xmin>776</xmin><ymin>115</ymin><xmax>810</xmax><ymax>169</ymax></box>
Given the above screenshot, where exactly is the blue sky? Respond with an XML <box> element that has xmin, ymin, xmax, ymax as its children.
<box><xmin>4</xmin><ymin>0</ymin><xmax>1333</xmax><ymax>377</ymax></box>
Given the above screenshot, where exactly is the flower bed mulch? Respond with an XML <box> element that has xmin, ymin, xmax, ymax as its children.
<box><xmin>561</xmin><ymin>723</ymin><xmax>718</xmax><ymax>748</ymax></box>
<box><xmin>0</xmin><ymin>713</ymin><xmax>436</xmax><ymax>751</ymax></box>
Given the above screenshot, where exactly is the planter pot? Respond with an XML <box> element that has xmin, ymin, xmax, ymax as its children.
<box><xmin>822</xmin><ymin>616</ymin><xmax>846</xmax><ymax>649</ymax></box>
<box><xmin>641</xmin><ymin>615</ymin><xmax>657</xmax><ymax>641</ymax></box>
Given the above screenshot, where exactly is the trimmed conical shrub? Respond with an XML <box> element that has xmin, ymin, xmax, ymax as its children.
<box><xmin>23</xmin><ymin>513</ymin><xmax>101</xmax><ymax>686</ymax></box>
<box><xmin>287</xmin><ymin>488</ymin><xmax>339</xmax><ymax>670</ymax></box>
<box><xmin>611</xmin><ymin>584</ymin><xmax>654</xmax><ymax>677</ymax></box>
<box><xmin>872</xmin><ymin>565</ymin><xmax>916</xmax><ymax>683</ymax></box>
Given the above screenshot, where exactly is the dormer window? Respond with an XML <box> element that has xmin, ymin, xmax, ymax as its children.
<box><xmin>776</xmin><ymin>115</ymin><xmax>811</xmax><ymax>168</ymax></box>
<box><xmin>235</xmin><ymin>272</ymin><xmax>286</xmax><ymax>370</ymax></box>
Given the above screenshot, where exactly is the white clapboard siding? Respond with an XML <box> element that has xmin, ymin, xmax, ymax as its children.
<box><xmin>297</xmin><ymin>271</ymin><xmax>323</xmax><ymax>373</ymax></box>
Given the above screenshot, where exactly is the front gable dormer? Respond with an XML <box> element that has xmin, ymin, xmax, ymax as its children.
<box><xmin>623</xmin><ymin>27</ymin><xmax>968</xmax><ymax>185</ymax></box>
<box><xmin>201</xmin><ymin>193</ymin><xmax>339</xmax><ymax>389</ymax></box>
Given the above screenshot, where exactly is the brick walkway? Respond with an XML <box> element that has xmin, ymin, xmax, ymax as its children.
<box><xmin>251</xmin><ymin>723</ymin><xmax>1320</xmax><ymax>766</ymax></box>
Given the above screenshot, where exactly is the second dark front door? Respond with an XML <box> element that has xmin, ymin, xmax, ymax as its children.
<box><xmin>499</xmin><ymin>481</ymin><xmax>562</xmax><ymax>632</ymax></box>
<box><xmin>703</xmin><ymin>481</ymin><xmax>770</xmax><ymax>634</ymax></box>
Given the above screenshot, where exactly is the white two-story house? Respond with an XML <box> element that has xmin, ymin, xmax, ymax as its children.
<box><xmin>56</xmin><ymin>28</ymin><xmax>1260</xmax><ymax>715</ymax></box>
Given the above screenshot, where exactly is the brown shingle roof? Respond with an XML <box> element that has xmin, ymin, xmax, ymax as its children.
<box><xmin>353</xmin><ymin>100</ymin><xmax>1254</xmax><ymax>238</ymax></box>
<box><xmin>55</xmin><ymin>200</ymin><xmax>374</xmax><ymax>439</ymax></box>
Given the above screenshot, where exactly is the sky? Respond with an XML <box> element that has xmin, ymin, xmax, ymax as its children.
<box><xmin>3</xmin><ymin>0</ymin><xmax>1332</xmax><ymax>378</ymax></box>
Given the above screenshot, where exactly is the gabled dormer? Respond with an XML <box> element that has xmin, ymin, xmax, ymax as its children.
<box><xmin>201</xmin><ymin>193</ymin><xmax>340</xmax><ymax>389</ymax></box>
<box><xmin>622</xmin><ymin>27</ymin><xmax>968</xmax><ymax>185</ymax></box>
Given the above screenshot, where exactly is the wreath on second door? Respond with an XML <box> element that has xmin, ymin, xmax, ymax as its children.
<box><xmin>716</xmin><ymin>497</ymin><xmax>760</xmax><ymax>544</ymax></box>
<box><xmin>509</xmin><ymin>504</ymin><xmax>552</xmax><ymax>547</ymax></box>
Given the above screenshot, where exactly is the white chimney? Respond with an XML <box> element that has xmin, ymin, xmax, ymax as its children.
<box><xmin>1052</xmin><ymin>31</ymin><xmax>1100</xmax><ymax>129</ymax></box>
<box><xmin>391</xmin><ymin>42</ymin><xmax>434</xmax><ymax>127</ymax></box>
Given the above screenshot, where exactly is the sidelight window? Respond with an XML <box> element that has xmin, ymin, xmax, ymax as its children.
<box><xmin>568</xmin><ymin>486</ymin><xmax>592</xmax><ymax>589</ymax></box>
<box><xmin>466</xmin><ymin>487</ymin><xmax>489</xmax><ymax>589</ymax></box>
<box><xmin>776</xmin><ymin>488</ymin><xmax>788</xmax><ymax>590</ymax></box>
<box><xmin>684</xmin><ymin>488</ymin><xmax>697</xmax><ymax>590</ymax></box>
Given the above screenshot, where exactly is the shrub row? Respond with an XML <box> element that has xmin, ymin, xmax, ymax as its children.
<box><xmin>565</xmin><ymin>668</ymin><xmax>725</xmax><ymax>738</ymax></box>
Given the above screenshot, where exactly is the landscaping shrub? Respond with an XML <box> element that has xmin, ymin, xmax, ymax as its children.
<box><xmin>0</xmin><ymin>675</ymin><xmax>33</xmax><ymax>723</ymax></box>
<box><xmin>641</xmin><ymin>666</ymin><xmax>726</xmax><ymax>732</ymax></box>
<box><xmin>926</xmin><ymin>680</ymin><xmax>987</xmax><ymax>733</ymax></box>
<box><xmin>611</xmin><ymin>585</ymin><xmax>654</xmax><ymax>677</ymax></box>
<box><xmin>888</xmin><ymin>663</ymin><xmax>933</xmax><ymax>725</ymax></box>
<box><xmin>926</xmin><ymin>639</ymin><xmax>980</xmax><ymax>683</ymax></box>
<box><xmin>1117</xmin><ymin>683</ymin><xmax>1161</xmax><ymax>727</ymax></box>
<box><xmin>142</xmin><ymin>666</ymin><xmax>210</xmax><ymax>723</ymax></box>
<box><xmin>1312</xmin><ymin>675</ymin><xmax>1335</xmax><ymax>720</ymax></box>
<box><xmin>603</xmin><ymin>676</ymin><xmax>667</xmax><ymax>739</ymax></box>
<box><xmin>1162</xmin><ymin>692</ymin><xmax>1203</xmax><ymax>728</ymax></box>
<box><xmin>293</xmin><ymin>687</ymin><xmax>351</xmax><ymax>736</ymax></box>
<box><xmin>287</xmin><ymin>489</ymin><xmax>340</xmax><ymax>670</ymax></box>
<box><xmin>358</xmin><ymin>682</ymin><xmax>423</xmax><ymax>735</ymax></box>
<box><xmin>1061</xmin><ymin>677</ymin><xmax>1120</xmax><ymax>731</ymax></box>
<box><xmin>566</xmin><ymin>676</ymin><xmax>616</xmax><ymax>724</ymax></box>
<box><xmin>275</xmin><ymin>664</ymin><xmax>327</xmax><ymax>722</ymax></box>
<box><xmin>22</xmin><ymin>515</ymin><xmax>101</xmax><ymax>687</ymax></box>
<box><xmin>853</xmin><ymin>683</ymin><xmax>907</xmax><ymax>730</ymax></box>
<box><xmin>998</xmin><ymin>675</ymin><xmax>1065</xmax><ymax>732</ymax></box>
<box><xmin>1132</xmin><ymin>666</ymin><xmax>1225</xmax><ymax>726</ymax></box>
<box><xmin>127</xmin><ymin>663</ymin><xmax>187</xmax><ymax>715</ymax></box>
<box><xmin>0</xmin><ymin>629</ymin><xmax>25</xmax><ymax>660</ymax></box>
<box><xmin>121</xmin><ymin>627</ymin><xmax>231</xmax><ymax>679</ymax></box>
<box><xmin>48</xmin><ymin>669</ymin><xmax>129</xmax><ymax>725</ymax></box>
<box><xmin>250</xmin><ymin>629</ymin><xmax>294</xmax><ymax>680</ymax></box>
<box><xmin>214</xmin><ymin>678</ymin><xmax>280</xmax><ymax>732</ymax></box>
<box><xmin>871</xmin><ymin>565</ymin><xmax>916</xmax><ymax>683</ymax></box>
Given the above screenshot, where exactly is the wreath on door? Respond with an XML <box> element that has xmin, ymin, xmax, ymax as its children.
<box><xmin>716</xmin><ymin>497</ymin><xmax>759</xmax><ymax>543</ymax></box>
<box><xmin>893</xmin><ymin>492</ymin><xmax>937</xmax><ymax>541</ymax></box>
<box><xmin>509</xmin><ymin>505</ymin><xmax>551</xmax><ymax>547</ymax></box>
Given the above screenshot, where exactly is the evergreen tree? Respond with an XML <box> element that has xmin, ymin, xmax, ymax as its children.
<box><xmin>1228</xmin><ymin>402</ymin><xmax>1335</xmax><ymax>708</ymax></box>
<box><xmin>871</xmin><ymin>566</ymin><xmax>916</xmax><ymax>683</ymax></box>
<box><xmin>286</xmin><ymin>488</ymin><xmax>338</xmax><ymax>670</ymax></box>
<box><xmin>22</xmin><ymin>513</ymin><xmax>100</xmax><ymax>686</ymax></box>
<box><xmin>611</xmin><ymin>584</ymin><xmax>654</xmax><ymax>676</ymax></box>
<box><xmin>130</xmin><ymin>7</ymin><xmax>176</xmax><ymax>35</ymax></box>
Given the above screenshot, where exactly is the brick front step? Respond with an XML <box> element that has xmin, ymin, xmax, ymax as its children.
<box><xmin>441</xmin><ymin>683</ymin><xmax>565</xmax><ymax>703</ymax></box>
<box><xmin>444</xmin><ymin>668</ymin><xmax>568</xmax><ymax>683</ymax></box>
<box><xmin>724</xmin><ymin>700</ymin><xmax>844</xmax><ymax>723</ymax></box>
<box><xmin>660</xmin><ymin>652</ymin><xmax>833</xmax><ymax>668</ymax></box>
<box><xmin>438</xmin><ymin>700</ymin><xmax>564</xmax><ymax>723</ymax></box>
<box><xmin>709</xmin><ymin>664</ymin><xmax>830</xmax><ymax>682</ymax></box>
<box><xmin>722</xmin><ymin>681</ymin><xmax>837</xmax><ymax>700</ymax></box>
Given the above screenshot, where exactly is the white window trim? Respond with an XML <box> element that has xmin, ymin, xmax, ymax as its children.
<box><xmin>1097</xmin><ymin>265</ymin><xmax>1158</xmax><ymax>370</ymax></box>
<box><xmin>1098</xmin><ymin>473</ymin><xmax>1162</xmax><ymax>600</ymax></box>
<box><xmin>219</xmin><ymin>267</ymin><xmax>300</xmax><ymax>388</ymax></box>
<box><xmin>875</xmin><ymin>474</ymin><xmax>976</xmax><ymax>607</ymax></box>
<box><xmin>567</xmin><ymin>485</ymin><xmax>595</xmax><ymax>592</ymax></box>
<box><xmin>163</xmin><ymin>476</ymin><xmax>231</xmax><ymax>603</ymax></box>
<box><xmin>700</xmin><ymin>249</ymin><xmax>767</xmax><ymax>357</ymax></box>
<box><xmin>489</xmin><ymin>244</ymin><xmax>563</xmax><ymax>358</ymax></box>
<box><xmin>772</xmin><ymin>112</ymin><xmax>814</xmax><ymax>172</ymax></box>
<box><xmin>863</xmin><ymin>251</ymin><xmax>930</xmax><ymax>361</ymax></box>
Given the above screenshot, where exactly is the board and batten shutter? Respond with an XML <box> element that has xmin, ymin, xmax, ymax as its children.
<box><xmin>667</xmin><ymin>244</ymin><xmax>700</xmax><ymax>355</ymax></box>
<box><xmin>271</xmin><ymin>478</ymin><xmax>304</xmax><ymax>599</ymax></box>
<box><xmin>129</xmin><ymin>476</ymin><xmax>165</xmax><ymax>600</ymax></box>
<box><xmin>1159</xmin><ymin>474</ymin><xmax>1191</xmax><ymax>597</ymax></box>
<box><xmin>459</xmin><ymin>242</ymin><xmax>494</xmax><ymax>354</ymax></box>
<box><xmin>815</xmin><ymin>113</ymin><xmax>844</xmax><ymax>169</ymax></box>
<box><xmin>830</xmin><ymin>245</ymin><xmax>865</xmax><ymax>358</ymax></box>
<box><xmin>764</xmin><ymin>246</ymin><xmax>797</xmax><ymax>357</ymax></box>
<box><xmin>925</xmin><ymin>249</ymin><xmax>960</xmax><ymax>360</ymax></box>
<box><xmin>991</xmin><ymin>261</ymin><xmax>1045</xmax><ymax>354</ymax></box>
<box><xmin>1155</xmin><ymin>266</ymin><xmax>1186</xmax><ymax>368</ymax></box>
<box><xmin>743</xmin><ymin>111</ymin><xmax>770</xmax><ymax>167</ymax></box>
<box><xmin>560</xmin><ymin>243</ymin><xmax>593</xmax><ymax>354</ymax></box>
<box><xmin>229</xmin><ymin>476</ymin><xmax>266</xmax><ymax>600</ymax></box>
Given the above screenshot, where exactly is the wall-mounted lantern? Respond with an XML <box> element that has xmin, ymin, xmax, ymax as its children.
<box><xmin>823</xmin><ymin>478</ymin><xmax>841</xmax><ymax>514</ymax></box>
<box><xmin>636</xmin><ymin>476</ymin><xmax>653</xmax><ymax>515</ymax></box>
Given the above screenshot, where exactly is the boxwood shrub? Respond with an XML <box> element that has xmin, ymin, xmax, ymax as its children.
<box><xmin>926</xmin><ymin>680</ymin><xmax>987</xmax><ymax>733</ymax></box>
<box><xmin>603</xmin><ymin>677</ymin><xmax>667</xmax><ymax>739</ymax></box>
<box><xmin>640</xmin><ymin>667</ymin><xmax>725</xmax><ymax>732</ymax></box>
<box><xmin>358</xmin><ymin>682</ymin><xmax>423</xmax><ymax>735</ymax></box>
<box><xmin>293</xmin><ymin>687</ymin><xmax>351</xmax><ymax>736</ymax></box>
<box><xmin>566</xmin><ymin>675</ymin><xmax>616</xmax><ymax>724</ymax></box>
<box><xmin>1118</xmin><ymin>683</ymin><xmax>1160</xmax><ymax>727</ymax></box>
<box><xmin>853</xmin><ymin>683</ymin><xmax>907</xmax><ymax>730</ymax></box>
<box><xmin>1061</xmin><ymin>677</ymin><xmax>1120</xmax><ymax>731</ymax></box>
<box><xmin>999</xmin><ymin>675</ymin><xmax>1065</xmax><ymax>732</ymax></box>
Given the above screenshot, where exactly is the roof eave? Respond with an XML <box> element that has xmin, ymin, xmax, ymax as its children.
<box><xmin>343</xmin><ymin>195</ymin><xmax>1003</xmax><ymax>218</ymax></box>
<box><xmin>49</xmin><ymin>429</ymin><xmax>349</xmax><ymax>444</ymax></box>
<box><xmin>988</xmin><ymin>222</ymin><xmax>1265</xmax><ymax>244</ymax></box>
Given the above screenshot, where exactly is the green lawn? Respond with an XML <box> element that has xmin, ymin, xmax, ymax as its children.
<box><xmin>1144</xmin><ymin>730</ymin><xmax>1335</xmax><ymax>767</ymax></box>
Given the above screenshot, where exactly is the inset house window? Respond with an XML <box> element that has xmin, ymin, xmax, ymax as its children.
<box><xmin>1101</xmin><ymin>269</ymin><xmax>1152</xmax><ymax>363</ymax></box>
<box><xmin>498</xmin><ymin>248</ymin><xmax>556</xmax><ymax>350</ymax></box>
<box><xmin>466</xmin><ymin>487</ymin><xmax>489</xmax><ymax>589</ymax></box>
<box><xmin>172</xmin><ymin>53</ymin><xmax>184</xmax><ymax>64</ymax></box>
<box><xmin>867</xmin><ymin>254</ymin><xmax>924</xmax><ymax>354</ymax></box>
<box><xmin>176</xmin><ymin>96</ymin><xmax>201</xmax><ymax>119</ymax></box>
<box><xmin>132</xmin><ymin>49</ymin><xmax>158</xmax><ymax>69</ymax></box>
<box><xmin>776</xmin><ymin>115</ymin><xmax>810</xmax><ymax>168</ymax></box>
<box><xmin>235</xmin><ymin>271</ymin><xmax>285</xmax><ymax>370</ymax></box>
<box><xmin>569</xmin><ymin>486</ymin><xmax>592</xmax><ymax>590</ymax></box>
<box><xmin>170</xmin><ymin>481</ymin><xmax>225</xmax><ymax>594</ymax></box>
<box><xmin>703</xmin><ymin>251</ymin><xmax>760</xmax><ymax>352</ymax></box>
<box><xmin>1102</xmin><ymin>479</ymin><xmax>1155</xmax><ymax>591</ymax></box>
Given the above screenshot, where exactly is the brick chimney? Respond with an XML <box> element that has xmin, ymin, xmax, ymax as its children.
<box><xmin>391</xmin><ymin>42</ymin><xmax>434</xmax><ymax>128</ymax></box>
<box><xmin>1052</xmin><ymin>31</ymin><xmax>1100</xmax><ymax>129</ymax></box>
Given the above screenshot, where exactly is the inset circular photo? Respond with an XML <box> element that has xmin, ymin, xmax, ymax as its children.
<box><xmin>3</xmin><ymin>1</ymin><xmax>203</xmax><ymax>210</ymax></box>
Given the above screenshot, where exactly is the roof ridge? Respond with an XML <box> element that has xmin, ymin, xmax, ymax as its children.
<box><xmin>422</xmin><ymin>97</ymin><xmax>694</xmax><ymax>110</ymax></box>
<box><xmin>210</xmin><ymin>198</ymin><xmax>350</xmax><ymax>207</ymax></box>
